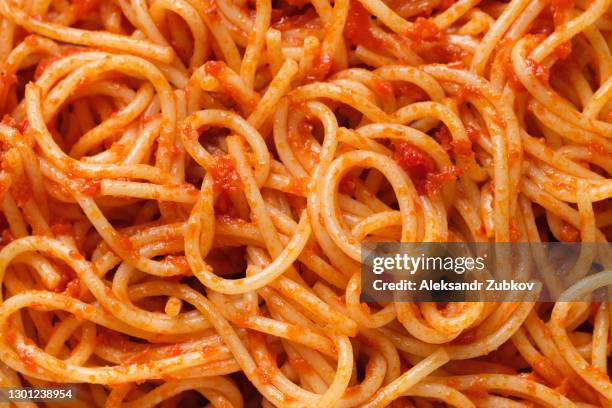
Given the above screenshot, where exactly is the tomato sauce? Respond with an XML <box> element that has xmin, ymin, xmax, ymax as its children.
<box><xmin>13</xmin><ymin>177</ymin><xmax>33</xmax><ymax>206</ymax></box>
<box><xmin>451</xmin><ymin>139</ymin><xmax>472</xmax><ymax>157</ymax></box>
<box><xmin>395</xmin><ymin>82</ymin><xmax>428</xmax><ymax>101</ymax></box>
<box><xmin>17</xmin><ymin>344</ymin><xmax>37</xmax><ymax>371</ymax></box>
<box><xmin>430</xmin><ymin>42</ymin><xmax>465</xmax><ymax>64</ymax></box>
<box><xmin>506</xmin><ymin>63</ymin><xmax>526</xmax><ymax>91</ymax></box>
<box><xmin>214</xmin><ymin>190</ymin><xmax>239</xmax><ymax>218</ymax></box>
<box><xmin>210</xmin><ymin>155</ymin><xmax>242</xmax><ymax>193</ymax></box>
<box><xmin>456</xmin><ymin>84</ymin><xmax>481</xmax><ymax>104</ymax></box>
<box><xmin>394</xmin><ymin>141</ymin><xmax>435</xmax><ymax>194</ymax></box>
<box><xmin>166</xmin><ymin>343</ymin><xmax>183</xmax><ymax>357</ymax></box>
<box><xmin>463</xmin><ymin>377</ymin><xmax>489</xmax><ymax>399</ymax></box>
<box><xmin>287</xmin><ymin>177</ymin><xmax>309</xmax><ymax>196</ymax></box>
<box><xmin>80</xmin><ymin>178</ymin><xmax>101</xmax><ymax>196</ymax></box>
<box><xmin>1</xmin><ymin>228</ymin><xmax>13</xmax><ymax>246</ymax></box>
<box><xmin>558</xmin><ymin>223</ymin><xmax>580</xmax><ymax>242</ymax></box>
<box><xmin>372</xmin><ymin>78</ymin><xmax>393</xmax><ymax>96</ymax></box>
<box><xmin>51</xmin><ymin>221</ymin><xmax>75</xmax><ymax>237</ymax></box>
<box><xmin>307</xmin><ymin>51</ymin><xmax>332</xmax><ymax>81</ymax></box>
<box><xmin>465</xmin><ymin>125</ymin><xmax>482</xmax><ymax>142</ymax></box>
<box><xmin>551</xmin><ymin>0</ymin><xmax>575</xmax><ymax>26</ymax></box>
<box><xmin>426</xmin><ymin>166</ymin><xmax>461</xmax><ymax>196</ymax></box>
<box><xmin>65</xmin><ymin>278</ymin><xmax>81</xmax><ymax>298</ymax></box>
<box><xmin>338</xmin><ymin>173</ymin><xmax>357</xmax><ymax>195</ymax></box>
<box><xmin>405</xmin><ymin>17</ymin><xmax>441</xmax><ymax>45</ymax></box>
<box><xmin>0</xmin><ymin>70</ymin><xmax>17</xmax><ymax>93</ymax></box>
<box><xmin>554</xmin><ymin>42</ymin><xmax>572</xmax><ymax>60</ymax></box>
<box><xmin>344</xmin><ymin>0</ymin><xmax>383</xmax><ymax>49</ymax></box>
<box><xmin>53</xmin><ymin>260</ymin><xmax>80</xmax><ymax>297</ymax></box>
<box><xmin>72</xmin><ymin>0</ymin><xmax>100</xmax><ymax>19</ymax></box>
<box><xmin>433</xmin><ymin>125</ymin><xmax>452</xmax><ymax>152</ymax></box>
<box><xmin>204</xmin><ymin>60</ymin><xmax>225</xmax><ymax>77</ymax></box>
<box><xmin>394</xmin><ymin>141</ymin><xmax>460</xmax><ymax>196</ymax></box>
<box><xmin>525</xmin><ymin>58</ymin><xmax>550</xmax><ymax>83</ymax></box>
<box><xmin>114</xmin><ymin>232</ymin><xmax>136</xmax><ymax>253</ymax></box>
<box><xmin>163</xmin><ymin>255</ymin><xmax>189</xmax><ymax>270</ymax></box>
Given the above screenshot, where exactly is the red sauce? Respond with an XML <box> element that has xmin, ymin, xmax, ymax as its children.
<box><xmin>51</xmin><ymin>221</ymin><xmax>74</xmax><ymax>236</ymax></box>
<box><xmin>1</xmin><ymin>114</ymin><xmax>15</xmax><ymax>127</ymax></box>
<box><xmin>80</xmin><ymin>178</ymin><xmax>101</xmax><ymax>196</ymax></box>
<box><xmin>166</xmin><ymin>343</ymin><xmax>183</xmax><ymax>357</ymax></box>
<box><xmin>24</xmin><ymin>35</ymin><xmax>39</xmax><ymax>46</ymax></box>
<box><xmin>426</xmin><ymin>166</ymin><xmax>460</xmax><ymax>196</ymax></box>
<box><xmin>181</xmin><ymin>125</ymin><xmax>200</xmax><ymax>141</ymax></box>
<box><xmin>551</xmin><ymin>0</ymin><xmax>575</xmax><ymax>26</ymax></box>
<box><xmin>17</xmin><ymin>344</ymin><xmax>37</xmax><ymax>371</ymax></box>
<box><xmin>115</xmin><ymin>232</ymin><xmax>135</xmax><ymax>253</ymax></box>
<box><xmin>431</xmin><ymin>42</ymin><xmax>465</xmax><ymax>64</ymax></box>
<box><xmin>505</xmin><ymin>63</ymin><xmax>526</xmax><ymax>91</ymax></box>
<box><xmin>209</xmin><ymin>155</ymin><xmax>242</xmax><ymax>193</ymax></box>
<box><xmin>451</xmin><ymin>139</ymin><xmax>472</xmax><ymax>157</ymax></box>
<box><xmin>53</xmin><ymin>260</ymin><xmax>79</xmax><ymax>296</ymax></box>
<box><xmin>554</xmin><ymin>42</ymin><xmax>572</xmax><ymax>60</ymax></box>
<box><xmin>372</xmin><ymin>78</ymin><xmax>393</xmax><ymax>96</ymax></box>
<box><xmin>1</xmin><ymin>229</ymin><xmax>13</xmax><ymax>245</ymax></box>
<box><xmin>438</xmin><ymin>0</ymin><xmax>454</xmax><ymax>10</ymax></box>
<box><xmin>204</xmin><ymin>60</ymin><xmax>225</xmax><ymax>77</ymax></box>
<box><xmin>72</xmin><ymin>0</ymin><xmax>100</xmax><ymax>19</ymax></box>
<box><xmin>463</xmin><ymin>377</ymin><xmax>489</xmax><ymax>400</ymax></box>
<box><xmin>525</xmin><ymin>58</ymin><xmax>550</xmax><ymax>83</ymax></box>
<box><xmin>555</xmin><ymin>378</ymin><xmax>570</xmax><ymax>395</ymax></box>
<box><xmin>405</xmin><ymin>17</ymin><xmax>441</xmax><ymax>45</ymax></box>
<box><xmin>163</xmin><ymin>255</ymin><xmax>189</xmax><ymax>270</ymax></box>
<box><xmin>558</xmin><ymin>223</ymin><xmax>580</xmax><ymax>242</ymax></box>
<box><xmin>531</xmin><ymin>17</ymin><xmax>554</xmax><ymax>35</ymax></box>
<box><xmin>395</xmin><ymin>82</ymin><xmax>428</xmax><ymax>101</ymax></box>
<box><xmin>344</xmin><ymin>0</ymin><xmax>383</xmax><ymax>49</ymax></box>
<box><xmin>307</xmin><ymin>51</ymin><xmax>332</xmax><ymax>81</ymax></box>
<box><xmin>167</xmin><ymin>145</ymin><xmax>180</xmax><ymax>158</ymax></box>
<box><xmin>17</xmin><ymin>119</ymin><xmax>28</xmax><ymax>134</ymax></box>
<box><xmin>338</xmin><ymin>173</ymin><xmax>357</xmax><ymax>195</ymax></box>
<box><xmin>65</xmin><ymin>278</ymin><xmax>81</xmax><ymax>298</ymax></box>
<box><xmin>588</xmin><ymin>141</ymin><xmax>611</xmax><ymax>158</ymax></box>
<box><xmin>433</xmin><ymin>125</ymin><xmax>452</xmax><ymax>152</ymax></box>
<box><xmin>288</xmin><ymin>116</ymin><xmax>320</xmax><ymax>163</ymax></box>
<box><xmin>465</xmin><ymin>125</ymin><xmax>481</xmax><ymax>142</ymax></box>
<box><xmin>393</xmin><ymin>141</ymin><xmax>435</xmax><ymax>194</ymax></box>
<box><xmin>287</xmin><ymin>177</ymin><xmax>309</xmax><ymax>196</ymax></box>
<box><xmin>1</xmin><ymin>153</ymin><xmax>12</xmax><ymax>172</ymax></box>
<box><xmin>388</xmin><ymin>397</ymin><xmax>416</xmax><ymax>408</ymax></box>
<box><xmin>203</xmin><ymin>1</ymin><xmax>219</xmax><ymax>22</ymax></box>
<box><xmin>456</xmin><ymin>84</ymin><xmax>480</xmax><ymax>104</ymax></box>
<box><xmin>13</xmin><ymin>177</ymin><xmax>33</xmax><ymax>206</ymax></box>
<box><xmin>0</xmin><ymin>70</ymin><xmax>17</xmax><ymax>92</ymax></box>
<box><xmin>214</xmin><ymin>190</ymin><xmax>239</xmax><ymax>218</ymax></box>
<box><xmin>254</xmin><ymin>367</ymin><xmax>273</xmax><ymax>384</ymax></box>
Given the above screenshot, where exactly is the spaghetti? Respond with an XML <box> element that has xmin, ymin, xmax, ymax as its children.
<box><xmin>0</xmin><ymin>0</ymin><xmax>610</xmax><ymax>406</ymax></box>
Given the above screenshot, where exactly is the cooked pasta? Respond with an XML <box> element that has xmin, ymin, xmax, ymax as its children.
<box><xmin>0</xmin><ymin>0</ymin><xmax>610</xmax><ymax>406</ymax></box>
